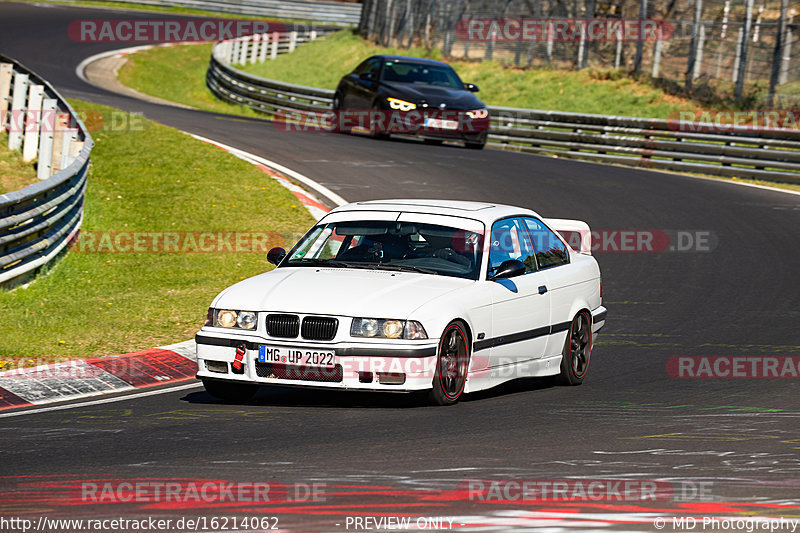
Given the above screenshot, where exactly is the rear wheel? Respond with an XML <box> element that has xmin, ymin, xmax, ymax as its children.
<box><xmin>556</xmin><ymin>311</ymin><xmax>592</xmax><ymax>385</ymax></box>
<box><xmin>332</xmin><ymin>93</ymin><xmax>349</xmax><ymax>134</ymax></box>
<box><xmin>202</xmin><ymin>379</ymin><xmax>258</xmax><ymax>402</ymax></box>
<box><xmin>428</xmin><ymin>321</ymin><xmax>470</xmax><ymax>405</ymax></box>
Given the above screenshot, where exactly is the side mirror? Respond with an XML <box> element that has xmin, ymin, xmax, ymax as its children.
<box><xmin>267</xmin><ymin>247</ymin><xmax>286</xmax><ymax>266</ymax></box>
<box><xmin>489</xmin><ymin>259</ymin><xmax>525</xmax><ymax>280</ymax></box>
<box><xmin>359</xmin><ymin>72</ymin><xmax>376</xmax><ymax>81</ymax></box>
<box><xmin>465</xmin><ymin>83</ymin><xmax>479</xmax><ymax>92</ymax></box>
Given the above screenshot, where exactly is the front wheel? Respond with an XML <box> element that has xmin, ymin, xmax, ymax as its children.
<box><xmin>428</xmin><ymin>321</ymin><xmax>470</xmax><ymax>405</ymax></box>
<box><xmin>202</xmin><ymin>379</ymin><xmax>258</xmax><ymax>402</ymax></box>
<box><xmin>556</xmin><ymin>311</ymin><xmax>592</xmax><ymax>385</ymax></box>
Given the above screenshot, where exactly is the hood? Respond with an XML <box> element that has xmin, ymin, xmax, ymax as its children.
<box><xmin>212</xmin><ymin>267</ymin><xmax>472</xmax><ymax>319</ymax></box>
<box><xmin>381</xmin><ymin>82</ymin><xmax>485</xmax><ymax>110</ymax></box>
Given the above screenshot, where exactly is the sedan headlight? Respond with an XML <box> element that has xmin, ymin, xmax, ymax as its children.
<box><xmin>465</xmin><ymin>108</ymin><xmax>488</xmax><ymax>119</ymax></box>
<box><xmin>351</xmin><ymin>318</ymin><xmax>428</xmax><ymax>340</ymax></box>
<box><xmin>387</xmin><ymin>97</ymin><xmax>417</xmax><ymax>111</ymax></box>
<box><xmin>210</xmin><ymin>308</ymin><xmax>258</xmax><ymax>330</ymax></box>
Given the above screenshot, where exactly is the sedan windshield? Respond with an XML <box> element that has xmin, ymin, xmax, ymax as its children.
<box><xmin>380</xmin><ymin>61</ymin><xmax>464</xmax><ymax>89</ymax></box>
<box><xmin>285</xmin><ymin>221</ymin><xmax>484</xmax><ymax>280</ymax></box>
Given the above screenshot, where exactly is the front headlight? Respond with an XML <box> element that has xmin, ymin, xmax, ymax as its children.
<box><xmin>213</xmin><ymin>309</ymin><xmax>257</xmax><ymax>330</ymax></box>
<box><xmin>387</xmin><ymin>97</ymin><xmax>417</xmax><ymax>111</ymax></box>
<box><xmin>351</xmin><ymin>318</ymin><xmax>428</xmax><ymax>340</ymax></box>
<box><xmin>465</xmin><ymin>108</ymin><xmax>488</xmax><ymax>119</ymax></box>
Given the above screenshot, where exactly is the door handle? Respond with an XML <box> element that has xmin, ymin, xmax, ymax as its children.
<box><xmin>538</xmin><ymin>285</ymin><xmax>548</xmax><ymax>295</ymax></box>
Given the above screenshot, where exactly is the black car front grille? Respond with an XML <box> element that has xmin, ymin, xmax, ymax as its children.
<box><xmin>266</xmin><ymin>314</ymin><xmax>300</xmax><ymax>338</ymax></box>
<box><xmin>255</xmin><ymin>362</ymin><xmax>343</xmax><ymax>383</ymax></box>
<box><xmin>301</xmin><ymin>317</ymin><xmax>338</xmax><ymax>341</ymax></box>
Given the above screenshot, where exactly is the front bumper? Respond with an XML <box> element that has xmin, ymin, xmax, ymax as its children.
<box><xmin>195</xmin><ymin>331</ymin><xmax>439</xmax><ymax>392</ymax></box>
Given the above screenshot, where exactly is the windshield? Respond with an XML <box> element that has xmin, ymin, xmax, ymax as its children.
<box><xmin>380</xmin><ymin>61</ymin><xmax>464</xmax><ymax>89</ymax></box>
<box><xmin>285</xmin><ymin>220</ymin><xmax>484</xmax><ymax>280</ymax></box>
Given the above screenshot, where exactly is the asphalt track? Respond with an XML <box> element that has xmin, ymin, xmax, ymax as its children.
<box><xmin>1</xmin><ymin>2</ymin><xmax>799</xmax><ymax>531</ymax></box>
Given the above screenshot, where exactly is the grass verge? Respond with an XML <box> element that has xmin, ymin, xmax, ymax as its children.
<box><xmin>0</xmin><ymin>132</ymin><xmax>39</xmax><ymax>194</ymax></box>
<box><xmin>0</xmin><ymin>99</ymin><xmax>314</xmax><ymax>366</ymax></box>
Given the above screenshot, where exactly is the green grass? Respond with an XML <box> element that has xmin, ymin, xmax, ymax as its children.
<box><xmin>117</xmin><ymin>43</ymin><xmax>261</xmax><ymax>116</ymax></box>
<box><xmin>0</xmin><ymin>132</ymin><xmax>38</xmax><ymax>194</ymax></box>
<box><xmin>0</xmin><ymin>100</ymin><xmax>314</xmax><ymax>366</ymax></box>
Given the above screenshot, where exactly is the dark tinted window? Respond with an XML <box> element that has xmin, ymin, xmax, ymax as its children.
<box><xmin>354</xmin><ymin>58</ymin><xmax>382</xmax><ymax>76</ymax></box>
<box><xmin>488</xmin><ymin>218</ymin><xmax>537</xmax><ymax>277</ymax></box>
<box><xmin>380</xmin><ymin>61</ymin><xmax>463</xmax><ymax>89</ymax></box>
<box><xmin>523</xmin><ymin>218</ymin><xmax>569</xmax><ymax>268</ymax></box>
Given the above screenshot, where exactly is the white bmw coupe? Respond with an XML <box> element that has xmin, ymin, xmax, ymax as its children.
<box><xmin>196</xmin><ymin>200</ymin><xmax>606</xmax><ymax>405</ymax></box>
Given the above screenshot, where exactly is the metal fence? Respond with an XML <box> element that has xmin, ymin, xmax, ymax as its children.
<box><xmin>102</xmin><ymin>0</ymin><xmax>362</xmax><ymax>26</ymax></box>
<box><xmin>359</xmin><ymin>0</ymin><xmax>800</xmax><ymax>107</ymax></box>
<box><xmin>206</xmin><ymin>33</ymin><xmax>800</xmax><ymax>183</ymax></box>
<box><xmin>0</xmin><ymin>55</ymin><xmax>93</xmax><ymax>289</ymax></box>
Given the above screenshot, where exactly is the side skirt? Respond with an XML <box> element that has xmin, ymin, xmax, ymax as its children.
<box><xmin>464</xmin><ymin>354</ymin><xmax>562</xmax><ymax>393</ymax></box>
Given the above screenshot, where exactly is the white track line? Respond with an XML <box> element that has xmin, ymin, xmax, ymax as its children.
<box><xmin>0</xmin><ymin>382</ymin><xmax>203</xmax><ymax>419</ymax></box>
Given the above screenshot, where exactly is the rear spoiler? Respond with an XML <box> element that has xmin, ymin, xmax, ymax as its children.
<box><xmin>545</xmin><ymin>218</ymin><xmax>592</xmax><ymax>255</ymax></box>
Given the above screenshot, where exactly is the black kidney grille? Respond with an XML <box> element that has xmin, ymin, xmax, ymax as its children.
<box><xmin>301</xmin><ymin>317</ymin><xmax>338</xmax><ymax>341</ymax></box>
<box><xmin>266</xmin><ymin>314</ymin><xmax>299</xmax><ymax>338</ymax></box>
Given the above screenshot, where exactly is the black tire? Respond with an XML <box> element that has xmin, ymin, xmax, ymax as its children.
<box><xmin>369</xmin><ymin>102</ymin><xmax>390</xmax><ymax>140</ymax></box>
<box><xmin>202</xmin><ymin>379</ymin><xmax>258</xmax><ymax>402</ymax></box>
<box><xmin>557</xmin><ymin>311</ymin><xmax>592</xmax><ymax>385</ymax></box>
<box><xmin>332</xmin><ymin>93</ymin><xmax>349</xmax><ymax>134</ymax></box>
<box><xmin>428</xmin><ymin>321</ymin><xmax>470</xmax><ymax>405</ymax></box>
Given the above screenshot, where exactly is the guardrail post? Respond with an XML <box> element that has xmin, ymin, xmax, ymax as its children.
<box><xmin>36</xmin><ymin>98</ymin><xmax>56</xmax><ymax>180</ymax></box>
<box><xmin>310</xmin><ymin>30</ymin><xmax>317</xmax><ymax>41</ymax></box>
<box><xmin>22</xmin><ymin>84</ymin><xmax>43</xmax><ymax>162</ymax></box>
<box><xmin>232</xmin><ymin>39</ymin><xmax>241</xmax><ymax>65</ymax></box>
<box><xmin>249</xmin><ymin>34</ymin><xmax>259</xmax><ymax>64</ymax></box>
<box><xmin>238</xmin><ymin>36</ymin><xmax>249</xmax><ymax>65</ymax></box>
<box><xmin>732</xmin><ymin>27</ymin><xmax>743</xmax><ymax>82</ymax></box>
<box><xmin>61</xmin><ymin>127</ymin><xmax>78</xmax><ymax>171</ymax></box>
<box><xmin>289</xmin><ymin>31</ymin><xmax>297</xmax><ymax>53</ymax></box>
<box><xmin>271</xmin><ymin>32</ymin><xmax>279</xmax><ymax>59</ymax></box>
<box><xmin>51</xmin><ymin>111</ymin><xmax>67</xmax><ymax>173</ymax></box>
<box><xmin>8</xmin><ymin>72</ymin><xmax>29</xmax><ymax>150</ymax></box>
<box><xmin>259</xmin><ymin>33</ymin><xmax>269</xmax><ymax>62</ymax></box>
<box><xmin>0</xmin><ymin>63</ymin><xmax>12</xmax><ymax>122</ymax></box>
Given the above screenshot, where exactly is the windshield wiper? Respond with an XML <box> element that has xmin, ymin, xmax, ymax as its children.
<box><xmin>288</xmin><ymin>258</ymin><xmax>380</xmax><ymax>270</ymax></box>
<box><xmin>288</xmin><ymin>258</ymin><xmax>352</xmax><ymax>268</ymax></box>
<box><xmin>370</xmin><ymin>264</ymin><xmax>439</xmax><ymax>275</ymax></box>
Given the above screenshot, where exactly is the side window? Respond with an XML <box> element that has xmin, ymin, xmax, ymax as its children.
<box><xmin>524</xmin><ymin>218</ymin><xmax>569</xmax><ymax>268</ymax></box>
<box><xmin>355</xmin><ymin>58</ymin><xmax>381</xmax><ymax>77</ymax></box>
<box><xmin>488</xmin><ymin>218</ymin><xmax>537</xmax><ymax>276</ymax></box>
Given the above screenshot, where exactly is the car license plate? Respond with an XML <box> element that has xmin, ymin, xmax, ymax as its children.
<box><xmin>258</xmin><ymin>345</ymin><xmax>336</xmax><ymax>368</ymax></box>
<box><xmin>424</xmin><ymin>118</ymin><xmax>459</xmax><ymax>130</ymax></box>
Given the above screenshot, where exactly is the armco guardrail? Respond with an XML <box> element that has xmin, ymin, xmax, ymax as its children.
<box><xmin>0</xmin><ymin>55</ymin><xmax>93</xmax><ymax>289</ymax></box>
<box><xmin>207</xmin><ymin>31</ymin><xmax>335</xmax><ymax>114</ymax></box>
<box><xmin>103</xmin><ymin>0</ymin><xmax>361</xmax><ymax>26</ymax></box>
<box><xmin>206</xmin><ymin>35</ymin><xmax>800</xmax><ymax>184</ymax></box>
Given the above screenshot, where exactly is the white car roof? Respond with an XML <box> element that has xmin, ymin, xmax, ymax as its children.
<box><xmin>326</xmin><ymin>199</ymin><xmax>542</xmax><ymax>225</ymax></box>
